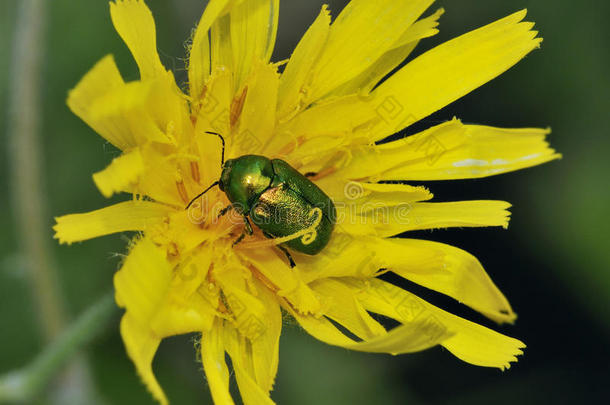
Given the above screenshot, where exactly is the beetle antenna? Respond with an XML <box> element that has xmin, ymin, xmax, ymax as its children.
<box><xmin>185</xmin><ymin>181</ymin><xmax>219</xmax><ymax>210</ymax></box>
<box><xmin>205</xmin><ymin>131</ymin><xmax>225</xmax><ymax>166</ymax></box>
<box><xmin>186</xmin><ymin>132</ymin><xmax>224</xmax><ymax>210</ymax></box>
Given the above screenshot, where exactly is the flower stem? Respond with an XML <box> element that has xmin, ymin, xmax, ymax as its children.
<box><xmin>8</xmin><ymin>0</ymin><xmax>65</xmax><ymax>343</ymax></box>
<box><xmin>0</xmin><ymin>293</ymin><xmax>118</xmax><ymax>403</ymax></box>
<box><xmin>7</xmin><ymin>2</ymin><xmax>105</xmax><ymax>402</ymax></box>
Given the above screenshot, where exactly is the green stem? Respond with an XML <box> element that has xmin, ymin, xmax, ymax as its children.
<box><xmin>8</xmin><ymin>0</ymin><xmax>64</xmax><ymax>343</ymax></box>
<box><xmin>0</xmin><ymin>294</ymin><xmax>118</xmax><ymax>403</ymax></box>
<box><xmin>6</xmin><ymin>0</ymin><xmax>106</xmax><ymax>401</ymax></box>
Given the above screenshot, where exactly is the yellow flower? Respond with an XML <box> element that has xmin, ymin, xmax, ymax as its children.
<box><xmin>54</xmin><ymin>1</ymin><xmax>560</xmax><ymax>404</ymax></box>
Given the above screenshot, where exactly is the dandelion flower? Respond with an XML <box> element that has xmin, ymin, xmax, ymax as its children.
<box><xmin>54</xmin><ymin>1</ymin><xmax>560</xmax><ymax>404</ymax></box>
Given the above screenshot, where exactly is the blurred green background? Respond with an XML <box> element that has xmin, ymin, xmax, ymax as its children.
<box><xmin>1</xmin><ymin>0</ymin><xmax>608</xmax><ymax>404</ymax></box>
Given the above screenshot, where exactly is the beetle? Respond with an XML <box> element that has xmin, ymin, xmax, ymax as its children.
<box><xmin>186</xmin><ymin>132</ymin><xmax>336</xmax><ymax>267</ymax></box>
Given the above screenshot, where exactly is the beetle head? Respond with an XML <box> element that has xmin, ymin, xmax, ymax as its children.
<box><xmin>219</xmin><ymin>155</ymin><xmax>274</xmax><ymax>213</ymax></box>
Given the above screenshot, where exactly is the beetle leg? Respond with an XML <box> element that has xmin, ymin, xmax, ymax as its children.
<box><xmin>243</xmin><ymin>216</ymin><xmax>254</xmax><ymax>235</ymax></box>
<box><xmin>277</xmin><ymin>245</ymin><xmax>296</xmax><ymax>268</ymax></box>
<box><xmin>217</xmin><ymin>204</ymin><xmax>233</xmax><ymax>218</ymax></box>
<box><xmin>232</xmin><ymin>233</ymin><xmax>246</xmax><ymax>247</ymax></box>
<box><xmin>232</xmin><ymin>216</ymin><xmax>254</xmax><ymax>247</ymax></box>
<box><xmin>261</xmin><ymin>230</ymin><xmax>296</xmax><ymax>268</ymax></box>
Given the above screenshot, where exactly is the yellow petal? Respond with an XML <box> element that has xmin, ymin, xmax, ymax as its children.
<box><xmin>334</xmin><ymin>119</ymin><xmax>560</xmax><ymax>181</ymax></box>
<box><xmin>296</xmin><ymin>234</ymin><xmax>514</xmax><ymax>323</ymax></box>
<box><xmin>238</xmin><ymin>248</ymin><xmax>321</xmax><ymax>315</ymax></box>
<box><xmin>277</xmin><ymin>94</ymin><xmax>376</xmax><ymax>141</ymax></box>
<box><xmin>211</xmin><ymin>13</ymin><xmax>234</xmax><ymax>75</ymax></box>
<box><xmin>333</xmin><ymin>119</ymin><xmax>461</xmax><ymax>180</ymax></box>
<box><xmin>314</xmin><ymin>181</ymin><xmax>432</xmax><ymax>210</ymax></box>
<box><xmin>272</xmin><ymin>94</ymin><xmax>377</xmax><ymax>159</ymax></box>
<box><xmin>370</xmin><ymin>10</ymin><xmax>541</xmax><ymax>139</ymax></box>
<box><xmin>169</xmin><ymin>246</ymin><xmax>213</xmax><ymax>300</ymax></box>
<box><xmin>116</xmin><ymin>241</ymin><xmax>215</xmax><ymax>371</ymax></box>
<box><xmin>144</xmin><ymin>73</ymin><xmax>193</xmax><ymax>145</ymax></box>
<box><xmin>381</xmin><ymin>125</ymin><xmax>561</xmax><ymax>180</ymax></box>
<box><xmin>307</xmin><ymin>0</ymin><xmax>434</xmax><ymax>102</ymax></box>
<box><xmin>212</xmin><ymin>279</ymin><xmax>281</xmax><ymax>397</ymax></box>
<box><xmin>152</xmin><ymin>293</ymin><xmax>216</xmax><ymax>337</ymax></box>
<box><xmin>67</xmin><ymin>55</ymin><xmax>131</xmax><ymax>150</ymax></box>
<box><xmin>340</xmin><ymin>200</ymin><xmax>512</xmax><ymax>237</ymax></box>
<box><xmin>188</xmin><ymin>0</ymin><xmax>234</xmax><ymax>103</ymax></box>
<box><xmin>394</xmin><ymin>8</ymin><xmax>444</xmax><ymax>48</ymax></box>
<box><xmin>109</xmin><ymin>0</ymin><xmax>165</xmax><ymax>80</ymax></box>
<box><xmin>276</xmin><ymin>5</ymin><xmax>330</xmax><ymax>120</ymax></box>
<box><xmin>232</xmin><ymin>366</ymin><xmax>275</xmax><ymax>405</ymax></box>
<box><xmin>280</xmin><ymin>134</ymin><xmax>345</xmax><ymax>171</ymax></box>
<box><xmin>93</xmin><ymin>148</ymin><xmax>145</xmax><ymax>198</ymax></box>
<box><xmin>224</xmin><ymin>325</ymin><xmax>276</xmax><ymax>405</ymax></box>
<box><xmin>329</xmin><ymin>8</ymin><xmax>444</xmax><ymax>98</ymax></box>
<box><xmin>310</xmin><ymin>278</ymin><xmax>386</xmax><ymax>340</ymax></box>
<box><xmin>120</xmin><ymin>314</ymin><xmax>167</xmax><ymax>405</ymax></box>
<box><xmin>201</xmin><ymin>318</ymin><xmax>235</xmax><ymax>405</ymax></box>
<box><xmin>249</xmin><ymin>280</ymin><xmax>282</xmax><ymax>393</ymax></box>
<box><xmin>228</xmin><ymin>0</ymin><xmax>280</xmax><ymax>90</ymax></box>
<box><xmin>152</xmin><ymin>210</ymin><xmax>216</xmax><ymax>256</ymax></box>
<box><xmin>326</xmin><ymin>182</ymin><xmax>439</xmax><ymax>238</ymax></box>
<box><xmin>367</xmin><ymin>238</ymin><xmax>515</xmax><ymax>323</ymax></box>
<box><xmin>284</xmin><ymin>289</ymin><xmax>453</xmax><ymax>354</ymax></box>
<box><xmin>53</xmin><ymin>201</ymin><xmax>171</xmax><ymax>244</ymax></box>
<box><xmin>214</xmin><ymin>265</ymin><xmax>270</xmax><ymax>341</ymax></box>
<box><xmin>292</xmin><ymin>230</ymin><xmax>378</xmax><ymax>282</ymax></box>
<box><xmin>355</xmin><ymin>279</ymin><xmax>525</xmax><ymax>369</ymax></box>
<box><xmin>193</xmin><ymin>69</ymin><xmax>234</xmax><ymax>185</ymax></box>
<box><xmin>127</xmin><ymin>145</ymin><xmax>186</xmax><ymax>207</ymax></box>
<box><xmin>114</xmin><ymin>237</ymin><xmax>173</xmax><ymax>320</ymax></box>
<box><xmin>382</xmin><ymin>120</ymin><xmax>559</xmax><ymax>180</ymax></box>
<box><xmin>87</xmin><ymin>76</ymin><xmax>185</xmax><ymax>148</ymax></box>
<box><xmin>397</xmin><ymin>200</ymin><xmax>512</xmax><ymax>231</ymax></box>
<box><xmin>293</xmin><ymin>188</ymin><xmax>472</xmax><ymax>280</ymax></box>
<box><xmin>235</xmin><ymin>61</ymin><xmax>279</xmax><ymax>156</ymax></box>
<box><xmin>347</xmin><ymin>321</ymin><xmax>452</xmax><ymax>354</ymax></box>
<box><xmin>151</xmin><ymin>249</ymin><xmax>217</xmax><ymax>336</ymax></box>
<box><xmin>115</xmin><ymin>238</ymin><xmax>175</xmax><ymax>404</ymax></box>
<box><xmin>234</xmin><ymin>0</ymin><xmax>279</xmax><ymax>85</ymax></box>
<box><xmin>281</xmin><ymin>301</ymin><xmax>354</xmax><ymax>347</ymax></box>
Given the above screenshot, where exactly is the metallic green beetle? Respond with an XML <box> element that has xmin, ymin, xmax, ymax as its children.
<box><xmin>186</xmin><ymin>132</ymin><xmax>336</xmax><ymax>266</ymax></box>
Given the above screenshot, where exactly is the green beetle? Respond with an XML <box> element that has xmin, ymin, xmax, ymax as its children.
<box><xmin>186</xmin><ymin>132</ymin><xmax>336</xmax><ymax>266</ymax></box>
